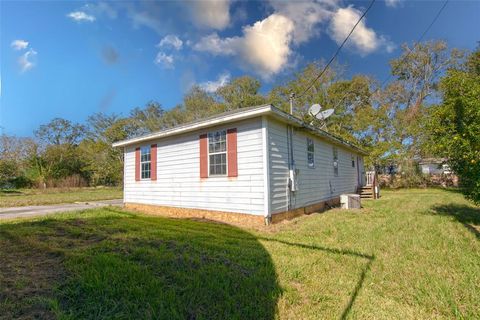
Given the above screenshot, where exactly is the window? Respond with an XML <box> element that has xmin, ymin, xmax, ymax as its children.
<box><xmin>140</xmin><ymin>146</ymin><xmax>151</xmax><ymax>179</ymax></box>
<box><xmin>208</xmin><ymin>130</ymin><xmax>227</xmax><ymax>175</ymax></box>
<box><xmin>352</xmin><ymin>155</ymin><xmax>355</xmax><ymax>168</ymax></box>
<box><xmin>307</xmin><ymin>137</ymin><xmax>315</xmax><ymax>168</ymax></box>
<box><xmin>333</xmin><ymin>147</ymin><xmax>339</xmax><ymax>177</ymax></box>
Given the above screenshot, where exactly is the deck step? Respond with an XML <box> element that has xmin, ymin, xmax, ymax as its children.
<box><xmin>358</xmin><ymin>187</ymin><xmax>374</xmax><ymax>199</ymax></box>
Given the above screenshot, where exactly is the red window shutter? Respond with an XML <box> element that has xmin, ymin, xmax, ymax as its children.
<box><xmin>150</xmin><ymin>144</ymin><xmax>157</xmax><ymax>181</ymax></box>
<box><xmin>135</xmin><ymin>147</ymin><xmax>140</xmax><ymax>181</ymax></box>
<box><xmin>227</xmin><ymin>128</ymin><xmax>238</xmax><ymax>177</ymax></box>
<box><xmin>199</xmin><ymin>134</ymin><xmax>208</xmax><ymax>178</ymax></box>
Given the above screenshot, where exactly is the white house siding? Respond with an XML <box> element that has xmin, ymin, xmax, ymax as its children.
<box><xmin>124</xmin><ymin>118</ymin><xmax>265</xmax><ymax>215</ymax></box>
<box><xmin>420</xmin><ymin>163</ymin><xmax>443</xmax><ymax>175</ymax></box>
<box><xmin>267</xmin><ymin>118</ymin><xmax>362</xmax><ymax>214</ymax></box>
<box><xmin>267</xmin><ymin>119</ymin><xmax>290</xmax><ymax>214</ymax></box>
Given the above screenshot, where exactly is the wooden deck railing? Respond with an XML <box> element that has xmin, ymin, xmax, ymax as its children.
<box><xmin>366</xmin><ymin>171</ymin><xmax>375</xmax><ymax>186</ymax></box>
<box><xmin>365</xmin><ymin>171</ymin><xmax>380</xmax><ymax>199</ymax></box>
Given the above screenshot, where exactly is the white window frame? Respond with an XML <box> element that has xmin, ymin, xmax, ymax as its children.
<box><xmin>140</xmin><ymin>145</ymin><xmax>151</xmax><ymax>180</ymax></box>
<box><xmin>208</xmin><ymin>130</ymin><xmax>228</xmax><ymax>176</ymax></box>
<box><xmin>333</xmin><ymin>147</ymin><xmax>339</xmax><ymax>177</ymax></box>
<box><xmin>307</xmin><ymin>137</ymin><xmax>315</xmax><ymax>168</ymax></box>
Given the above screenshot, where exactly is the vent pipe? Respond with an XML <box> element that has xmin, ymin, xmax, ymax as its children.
<box><xmin>289</xmin><ymin>92</ymin><xmax>295</xmax><ymax>115</ymax></box>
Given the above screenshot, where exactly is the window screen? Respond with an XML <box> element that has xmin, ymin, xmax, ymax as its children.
<box><xmin>307</xmin><ymin>138</ymin><xmax>315</xmax><ymax>168</ymax></box>
<box><xmin>208</xmin><ymin>130</ymin><xmax>227</xmax><ymax>175</ymax></box>
<box><xmin>140</xmin><ymin>146</ymin><xmax>151</xmax><ymax>179</ymax></box>
<box><xmin>333</xmin><ymin>147</ymin><xmax>339</xmax><ymax>177</ymax></box>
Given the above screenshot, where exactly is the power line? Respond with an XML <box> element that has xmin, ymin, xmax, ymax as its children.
<box><xmin>334</xmin><ymin>0</ymin><xmax>449</xmax><ymax>109</ymax></box>
<box><xmin>296</xmin><ymin>0</ymin><xmax>376</xmax><ymax>99</ymax></box>
<box><xmin>378</xmin><ymin>0</ymin><xmax>449</xmax><ymax>89</ymax></box>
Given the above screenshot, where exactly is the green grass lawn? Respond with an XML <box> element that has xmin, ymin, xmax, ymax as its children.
<box><xmin>0</xmin><ymin>187</ymin><xmax>123</xmax><ymax>207</ymax></box>
<box><xmin>0</xmin><ymin>189</ymin><xmax>478</xmax><ymax>319</ymax></box>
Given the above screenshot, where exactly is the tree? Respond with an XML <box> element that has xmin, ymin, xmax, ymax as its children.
<box><xmin>32</xmin><ymin>119</ymin><xmax>88</xmax><ymax>186</ymax></box>
<box><xmin>79</xmin><ymin>113</ymin><xmax>135</xmax><ymax>186</ymax></box>
<box><xmin>216</xmin><ymin>76</ymin><xmax>266</xmax><ymax>111</ymax></box>
<box><xmin>183</xmin><ymin>86</ymin><xmax>222</xmax><ymax>121</ymax></box>
<box><xmin>34</xmin><ymin>118</ymin><xmax>86</xmax><ymax>146</ymax></box>
<box><xmin>268</xmin><ymin>61</ymin><xmax>339</xmax><ymax>118</ymax></box>
<box><xmin>161</xmin><ymin>105</ymin><xmax>188</xmax><ymax>128</ymax></box>
<box><xmin>387</xmin><ymin>41</ymin><xmax>464</xmax><ymax>160</ymax></box>
<box><xmin>323</xmin><ymin>75</ymin><xmax>373</xmax><ymax>143</ymax></box>
<box><xmin>129</xmin><ymin>101</ymin><xmax>166</xmax><ymax>135</ymax></box>
<box><xmin>0</xmin><ymin>135</ymin><xmax>36</xmax><ymax>187</ymax></box>
<box><xmin>426</xmin><ymin>48</ymin><xmax>480</xmax><ymax>204</ymax></box>
<box><xmin>390</xmin><ymin>41</ymin><xmax>463</xmax><ymax>114</ymax></box>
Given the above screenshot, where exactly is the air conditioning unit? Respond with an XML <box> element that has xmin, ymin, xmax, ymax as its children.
<box><xmin>340</xmin><ymin>194</ymin><xmax>361</xmax><ymax>209</ymax></box>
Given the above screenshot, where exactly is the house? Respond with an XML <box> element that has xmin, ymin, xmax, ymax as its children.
<box><xmin>113</xmin><ymin>104</ymin><xmax>368</xmax><ymax>225</ymax></box>
<box><xmin>419</xmin><ymin>158</ymin><xmax>450</xmax><ymax>175</ymax></box>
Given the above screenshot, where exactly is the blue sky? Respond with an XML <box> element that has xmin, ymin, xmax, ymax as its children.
<box><xmin>1</xmin><ymin>0</ymin><xmax>479</xmax><ymax>137</ymax></box>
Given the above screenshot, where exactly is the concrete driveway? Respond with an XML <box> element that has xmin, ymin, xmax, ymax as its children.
<box><xmin>0</xmin><ymin>199</ymin><xmax>123</xmax><ymax>220</ymax></box>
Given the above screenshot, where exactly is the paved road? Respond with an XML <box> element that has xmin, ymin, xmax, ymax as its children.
<box><xmin>0</xmin><ymin>199</ymin><xmax>123</xmax><ymax>220</ymax></box>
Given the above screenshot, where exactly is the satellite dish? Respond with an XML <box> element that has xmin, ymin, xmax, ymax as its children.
<box><xmin>316</xmin><ymin>108</ymin><xmax>334</xmax><ymax>120</ymax></box>
<box><xmin>308</xmin><ymin>104</ymin><xmax>322</xmax><ymax>116</ymax></box>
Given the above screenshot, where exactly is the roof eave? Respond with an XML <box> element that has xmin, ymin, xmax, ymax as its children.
<box><xmin>268</xmin><ymin>107</ymin><xmax>369</xmax><ymax>156</ymax></box>
<box><xmin>112</xmin><ymin>104</ymin><xmax>273</xmax><ymax>148</ymax></box>
<box><xmin>112</xmin><ymin>104</ymin><xmax>368</xmax><ymax>156</ymax></box>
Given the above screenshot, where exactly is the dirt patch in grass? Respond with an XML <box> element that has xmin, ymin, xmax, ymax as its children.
<box><xmin>0</xmin><ymin>233</ymin><xmax>66</xmax><ymax>320</ymax></box>
<box><xmin>0</xmin><ymin>217</ymin><xmax>116</xmax><ymax>320</ymax></box>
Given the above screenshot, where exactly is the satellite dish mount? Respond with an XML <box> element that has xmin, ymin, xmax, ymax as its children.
<box><xmin>308</xmin><ymin>103</ymin><xmax>334</xmax><ymax>130</ymax></box>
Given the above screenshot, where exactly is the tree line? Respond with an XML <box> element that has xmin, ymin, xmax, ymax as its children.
<box><xmin>1</xmin><ymin>41</ymin><xmax>478</xmax><ymax>203</ymax></box>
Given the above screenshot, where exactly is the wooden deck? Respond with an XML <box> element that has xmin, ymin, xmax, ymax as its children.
<box><xmin>358</xmin><ymin>171</ymin><xmax>379</xmax><ymax>199</ymax></box>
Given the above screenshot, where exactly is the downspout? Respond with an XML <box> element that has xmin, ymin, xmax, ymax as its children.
<box><xmin>262</xmin><ymin>116</ymin><xmax>272</xmax><ymax>225</ymax></box>
<box><xmin>122</xmin><ymin>147</ymin><xmax>126</xmax><ymax>206</ymax></box>
<box><xmin>287</xmin><ymin>93</ymin><xmax>296</xmax><ymax>211</ymax></box>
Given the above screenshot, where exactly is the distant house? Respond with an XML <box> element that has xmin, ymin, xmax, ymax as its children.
<box><xmin>113</xmin><ymin>105</ymin><xmax>367</xmax><ymax>225</ymax></box>
<box><xmin>419</xmin><ymin>158</ymin><xmax>450</xmax><ymax>175</ymax></box>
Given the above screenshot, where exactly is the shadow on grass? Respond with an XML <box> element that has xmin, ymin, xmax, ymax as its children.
<box><xmin>0</xmin><ymin>213</ymin><xmax>281</xmax><ymax>319</ymax></box>
<box><xmin>254</xmin><ymin>237</ymin><xmax>374</xmax><ymax>320</ymax></box>
<box><xmin>0</xmin><ymin>210</ymin><xmax>375</xmax><ymax>319</ymax></box>
<box><xmin>431</xmin><ymin>203</ymin><xmax>480</xmax><ymax>239</ymax></box>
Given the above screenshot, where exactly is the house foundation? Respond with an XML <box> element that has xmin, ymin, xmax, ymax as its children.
<box><xmin>125</xmin><ymin>196</ymin><xmax>341</xmax><ymax>226</ymax></box>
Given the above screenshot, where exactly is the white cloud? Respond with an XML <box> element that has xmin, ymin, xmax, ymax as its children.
<box><xmin>158</xmin><ymin>35</ymin><xmax>183</xmax><ymax>50</ymax></box>
<box><xmin>385</xmin><ymin>0</ymin><xmax>402</xmax><ymax>8</ymax></box>
<box><xmin>269</xmin><ymin>0</ymin><xmax>335</xmax><ymax>45</ymax></box>
<box><xmin>240</xmin><ymin>14</ymin><xmax>295</xmax><ymax>76</ymax></box>
<box><xmin>190</xmin><ymin>0</ymin><xmax>231</xmax><ymax>30</ymax></box>
<box><xmin>67</xmin><ymin>11</ymin><xmax>96</xmax><ymax>22</ymax></box>
<box><xmin>192</xmin><ymin>1</ymin><xmax>392</xmax><ymax>76</ymax></box>
<box><xmin>67</xmin><ymin>3</ymin><xmax>117</xmax><ymax>24</ymax></box>
<box><xmin>11</xmin><ymin>40</ymin><xmax>29</xmax><ymax>50</ymax></box>
<box><xmin>193</xmin><ymin>33</ymin><xmax>237</xmax><ymax>55</ymax></box>
<box><xmin>194</xmin><ymin>14</ymin><xmax>295</xmax><ymax>77</ymax></box>
<box><xmin>85</xmin><ymin>2</ymin><xmax>118</xmax><ymax>19</ymax></box>
<box><xmin>329</xmin><ymin>6</ymin><xmax>392</xmax><ymax>55</ymax></box>
<box><xmin>199</xmin><ymin>72</ymin><xmax>231</xmax><ymax>93</ymax></box>
<box><xmin>18</xmin><ymin>49</ymin><xmax>37</xmax><ymax>72</ymax></box>
<box><xmin>154</xmin><ymin>52</ymin><xmax>174</xmax><ymax>69</ymax></box>
<box><xmin>129</xmin><ymin>10</ymin><xmax>163</xmax><ymax>33</ymax></box>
